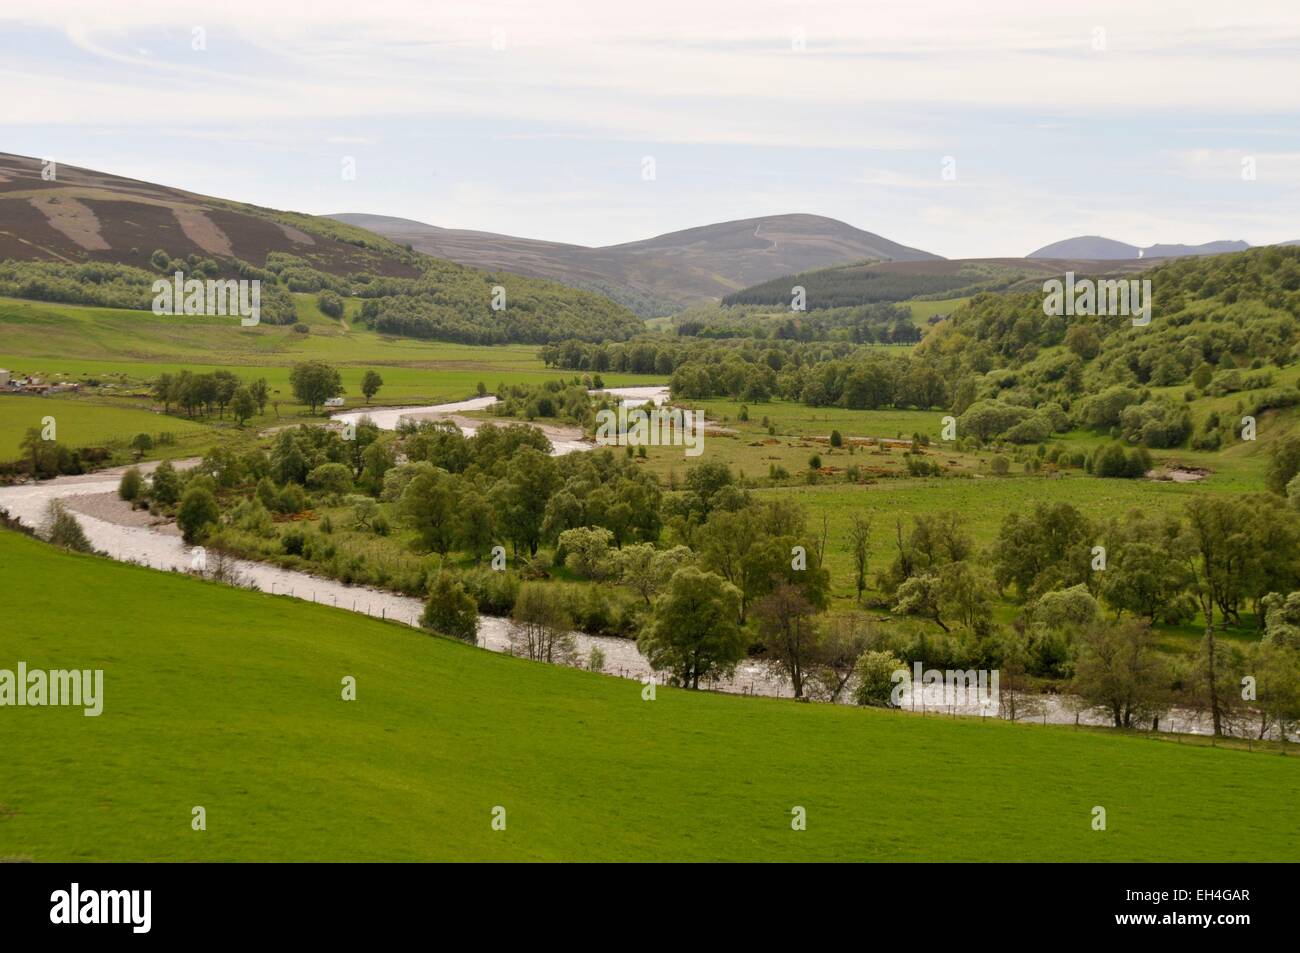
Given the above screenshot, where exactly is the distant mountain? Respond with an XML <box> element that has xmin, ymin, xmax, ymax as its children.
<box><xmin>722</xmin><ymin>256</ymin><xmax>1159</xmax><ymax>310</ymax></box>
<box><xmin>332</xmin><ymin>212</ymin><xmax>942</xmax><ymax>316</ymax></box>
<box><xmin>1027</xmin><ymin>236</ymin><xmax>1140</xmax><ymax>260</ymax></box>
<box><xmin>1144</xmin><ymin>240</ymin><xmax>1250</xmax><ymax>258</ymax></box>
<box><xmin>1028</xmin><ymin>235</ymin><xmax>1250</xmax><ymax>261</ymax></box>
<box><xmin>0</xmin><ymin>152</ymin><xmax>422</xmax><ymax>278</ymax></box>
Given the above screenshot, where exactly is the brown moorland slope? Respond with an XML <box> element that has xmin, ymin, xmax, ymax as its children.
<box><xmin>0</xmin><ymin>153</ymin><xmax>420</xmax><ymax>278</ymax></box>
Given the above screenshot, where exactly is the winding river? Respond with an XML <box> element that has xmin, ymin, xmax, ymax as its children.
<box><xmin>0</xmin><ymin>388</ymin><xmax>1252</xmax><ymax>738</ymax></box>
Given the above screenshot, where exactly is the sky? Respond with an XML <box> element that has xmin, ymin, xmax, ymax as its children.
<box><xmin>2</xmin><ymin>0</ymin><xmax>1299</xmax><ymax>258</ymax></box>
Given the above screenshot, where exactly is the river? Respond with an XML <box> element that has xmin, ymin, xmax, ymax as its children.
<box><xmin>0</xmin><ymin>389</ymin><xmax>1261</xmax><ymax>738</ymax></box>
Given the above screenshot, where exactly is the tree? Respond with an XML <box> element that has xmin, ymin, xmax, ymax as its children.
<box><xmin>19</xmin><ymin>427</ymin><xmax>49</xmax><ymax>478</ymax></box>
<box><xmin>307</xmin><ymin>462</ymin><xmax>353</xmax><ymax>497</ymax></box>
<box><xmin>1253</xmin><ymin>639</ymin><xmax>1300</xmax><ymax>740</ymax></box>
<box><xmin>130</xmin><ymin>432</ymin><xmax>154</xmax><ymax>460</ymax></box>
<box><xmin>361</xmin><ymin>369</ymin><xmax>383</xmax><ymax>403</ymax></box>
<box><xmin>318</xmin><ymin>290</ymin><xmax>345</xmax><ymax>319</ymax></box>
<box><xmin>150</xmin><ymin>460</ymin><xmax>181</xmax><ymax>506</ymax></box>
<box><xmin>511</xmin><ymin>583</ymin><xmax>575</xmax><ymax>663</ymax></box>
<box><xmin>809</xmin><ymin>614</ymin><xmax>874</xmax><ymax>703</ymax></box>
<box><xmin>212</xmin><ymin>370</ymin><xmax>238</xmax><ymax>418</ymax></box>
<box><xmin>1184</xmin><ymin>496</ymin><xmax>1244</xmax><ymax>734</ymax></box>
<box><xmin>847</xmin><ymin>514</ymin><xmax>871</xmax><ymax>604</ymax></box>
<box><xmin>421</xmin><ymin>574</ymin><xmax>479</xmax><ymax>642</ymax></box>
<box><xmin>755</xmin><ymin>582</ymin><xmax>819</xmax><ymax>698</ymax></box>
<box><xmin>43</xmin><ymin>501</ymin><xmax>93</xmax><ymax>553</ymax></box>
<box><xmin>494</xmin><ymin>448</ymin><xmax>558</xmax><ymax>555</ymax></box>
<box><xmin>118</xmin><ymin>467</ymin><xmax>143</xmax><ymax>502</ymax></box>
<box><xmin>613</xmin><ymin>543</ymin><xmax>691</xmax><ymax>605</ymax></box>
<box><xmin>1072</xmin><ymin>620</ymin><xmax>1171</xmax><ymax>729</ymax></box>
<box><xmin>290</xmin><ymin>361</ymin><xmax>343</xmax><ymax>414</ymax></box>
<box><xmin>853</xmin><ymin>650</ymin><xmax>905</xmax><ymax>707</ymax></box>
<box><xmin>1099</xmin><ymin>513</ymin><xmax>1196</xmax><ymax>623</ymax></box>
<box><xmin>177</xmin><ymin>485</ymin><xmax>220</xmax><ymax>543</ymax></box>
<box><xmin>638</xmin><ymin>567</ymin><xmax>745</xmax><ymax>689</ymax></box>
<box><xmin>251</xmin><ymin>378</ymin><xmax>270</xmax><ymax>415</ymax></box>
<box><xmin>400</xmin><ymin>469</ymin><xmax>457</xmax><ymax>554</ymax></box>
<box><xmin>1266</xmin><ymin>435</ymin><xmax>1300</xmax><ymax>495</ymax></box>
<box><xmin>894</xmin><ymin>561</ymin><xmax>996</xmax><ymax>635</ymax></box>
<box><xmin>993</xmin><ymin>502</ymin><xmax>1094</xmax><ymax>599</ymax></box>
<box><xmin>558</xmin><ymin>525</ymin><xmax>614</xmax><ymax>578</ymax></box>
<box><xmin>230</xmin><ymin>385</ymin><xmax>258</xmax><ymax>426</ymax></box>
<box><xmin>455</xmin><ymin>486</ymin><xmax>497</xmax><ymax>561</ymax></box>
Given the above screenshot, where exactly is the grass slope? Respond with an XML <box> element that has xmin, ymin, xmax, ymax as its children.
<box><xmin>1</xmin><ymin>529</ymin><xmax>1296</xmax><ymax>862</ymax></box>
<box><xmin>0</xmin><ymin>394</ymin><xmax>211</xmax><ymax>458</ymax></box>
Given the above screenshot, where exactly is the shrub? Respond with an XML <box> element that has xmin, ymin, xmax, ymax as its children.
<box><xmin>853</xmin><ymin>650</ymin><xmax>906</xmax><ymax>707</ymax></box>
<box><xmin>44</xmin><ymin>502</ymin><xmax>93</xmax><ymax>553</ymax></box>
<box><xmin>306</xmin><ymin>462</ymin><xmax>353</xmax><ymax>496</ymax></box>
<box><xmin>421</xmin><ymin>573</ymin><xmax>479</xmax><ymax>642</ymax></box>
<box><xmin>177</xmin><ymin>486</ymin><xmax>220</xmax><ymax>543</ymax></box>
<box><xmin>118</xmin><ymin>466</ymin><xmax>143</xmax><ymax>502</ymax></box>
<box><xmin>317</xmin><ymin>290</ymin><xmax>345</xmax><ymax>319</ymax></box>
<box><xmin>282</xmin><ymin>526</ymin><xmax>307</xmax><ymax>556</ymax></box>
<box><xmin>276</xmin><ymin>483</ymin><xmax>307</xmax><ymax>514</ymax></box>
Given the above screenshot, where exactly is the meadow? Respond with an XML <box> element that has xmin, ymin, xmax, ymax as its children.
<box><xmin>1</xmin><ymin>528</ymin><xmax>1296</xmax><ymax>863</ymax></box>
<box><xmin>0</xmin><ymin>296</ymin><xmax>654</xmax><ymax>400</ymax></box>
<box><xmin>0</xmin><ymin>394</ymin><xmax>213</xmax><ymax>459</ymax></box>
<box><xmin>0</xmin><ymin>295</ymin><xmax>659</xmax><ymax>462</ymax></box>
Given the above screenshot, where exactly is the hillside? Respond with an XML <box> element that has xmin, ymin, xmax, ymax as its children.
<box><xmin>0</xmin><ymin>154</ymin><xmax>643</xmax><ymax>345</ymax></box>
<box><xmin>720</xmin><ymin>256</ymin><xmax>1157</xmax><ymax>310</ymax></box>
<box><xmin>914</xmin><ymin>245</ymin><xmax>1300</xmax><ymax>446</ymax></box>
<box><xmin>0</xmin><ymin>152</ymin><xmax>421</xmax><ymax>278</ymax></box>
<box><xmin>2</xmin><ymin>528</ymin><xmax>1294</xmax><ymax>862</ymax></box>
<box><xmin>332</xmin><ymin>212</ymin><xmax>941</xmax><ymax>316</ymax></box>
<box><xmin>1028</xmin><ymin>235</ymin><xmax>1251</xmax><ymax>260</ymax></box>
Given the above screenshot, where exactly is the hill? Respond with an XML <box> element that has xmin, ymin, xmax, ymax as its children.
<box><xmin>914</xmin><ymin>245</ymin><xmax>1300</xmax><ymax>444</ymax></box>
<box><xmin>720</xmin><ymin>256</ymin><xmax>1157</xmax><ymax>310</ymax></box>
<box><xmin>0</xmin><ymin>152</ymin><xmax>421</xmax><ymax>278</ymax></box>
<box><xmin>1</xmin><ymin>527</ymin><xmax>1295</xmax><ymax>861</ymax></box>
<box><xmin>1028</xmin><ymin>235</ymin><xmax>1251</xmax><ymax>260</ymax></box>
<box><xmin>332</xmin><ymin>212</ymin><xmax>941</xmax><ymax>317</ymax></box>
<box><xmin>0</xmin><ymin>154</ymin><xmax>643</xmax><ymax>345</ymax></box>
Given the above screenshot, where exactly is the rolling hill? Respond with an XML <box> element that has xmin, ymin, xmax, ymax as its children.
<box><xmin>0</xmin><ymin>152</ymin><xmax>422</xmax><ymax>278</ymax></box>
<box><xmin>0</xmin><ymin>154</ymin><xmax>644</xmax><ymax>345</ymax></box>
<box><xmin>1028</xmin><ymin>235</ymin><xmax>1251</xmax><ymax>260</ymax></box>
<box><xmin>720</xmin><ymin>255</ymin><xmax>1158</xmax><ymax>310</ymax></box>
<box><xmin>332</xmin><ymin>212</ymin><xmax>942</xmax><ymax>316</ymax></box>
<box><xmin>2</xmin><ymin>527</ymin><xmax>1295</xmax><ymax>862</ymax></box>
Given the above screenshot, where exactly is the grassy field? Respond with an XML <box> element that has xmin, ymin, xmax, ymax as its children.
<box><xmin>0</xmin><ymin>394</ymin><xmax>214</xmax><ymax>459</ymax></box>
<box><xmin>0</xmin><ymin>296</ymin><xmax>657</xmax><ymax>405</ymax></box>
<box><xmin>1</xmin><ymin>528</ymin><xmax>1296</xmax><ymax>862</ymax></box>
<box><xmin>0</xmin><ymin>296</ymin><xmax>661</xmax><ymax>462</ymax></box>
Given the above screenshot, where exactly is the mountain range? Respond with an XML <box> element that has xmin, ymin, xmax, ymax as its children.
<box><xmin>2</xmin><ymin>151</ymin><xmax>1294</xmax><ymax>321</ymax></box>
<box><xmin>1027</xmin><ymin>235</ymin><xmax>1252</xmax><ymax>260</ymax></box>
<box><xmin>331</xmin><ymin>213</ymin><xmax>941</xmax><ymax>316</ymax></box>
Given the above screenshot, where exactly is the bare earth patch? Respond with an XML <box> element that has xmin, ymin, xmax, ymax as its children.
<box><xmin>172</xmin><ymin>206</ymin><xmax>234</xmax><ymax>256</ymax></box>
<box><xmin>276</xmin><ymin>222</ymin><xmax>316</xmax><ymax>245</ymax></box>
<box><xmin>1146</xmin><ymin>466</ymin><xmax>1210</xmax><ymax>483</ymax></box>
<box><xmin>28</xmin><ymin>194</ymin><xmax>109</xmax><ymax>250</ymax></box>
